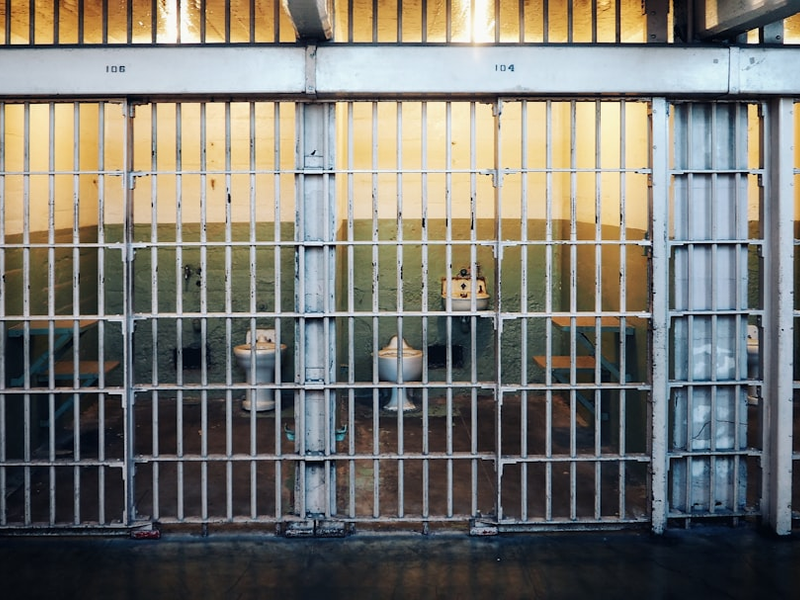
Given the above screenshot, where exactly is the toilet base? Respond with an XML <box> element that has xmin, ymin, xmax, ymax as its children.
<box><xmin>384</xmin><ymin>388</ymin><xmax>415</xmax><ymax>412</ymax></box>
<box><xmin>243</xmin><ymin>391</ymin><xmax>276</xmax><ymax>412</ymax></box>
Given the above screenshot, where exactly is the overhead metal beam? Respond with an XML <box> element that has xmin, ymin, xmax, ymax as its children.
<box><xmin>0</xmin><ymin>46</ymin><xmax>307</xmax><ymax>96</ymax></box>
<box><xmin>315</xmin><ymin>45</ymin><xmax>730</xmax><ymax>96</ymax></box>
<box><xmin>2</xmin><ymin>45</ymin><xmax>800</xmax><ymax>98</ymax></box>
<box><xmin>695</xmin><ymin>0</ymin><xmax>800</xmax><ymax>40</ymax></box>
<box><xmin>283</xmin><ymin>0</ymin><xmax>333</xmax><ymax>41</ymax></box>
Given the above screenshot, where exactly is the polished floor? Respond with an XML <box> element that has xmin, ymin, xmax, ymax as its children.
<box><xmin>0</xmin><ymin>525</ymin><xmax>798</xmax><ymax>599</ymax></box>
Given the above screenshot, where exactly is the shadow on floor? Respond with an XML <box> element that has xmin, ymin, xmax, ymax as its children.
<box><xmin>1</xmin><ymin>525</ymin><xmax>798</xmax><ymax>600</ymax></box>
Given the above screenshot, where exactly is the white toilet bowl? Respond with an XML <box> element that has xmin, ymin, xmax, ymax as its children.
<box><xmin>377</xmin><ymin>336</ymin><xmax>423</xmax><ymax>412</ymax></box>
<box><xmin>234</xmin><ymin>329</ymin><xmax>286</xmax><ymax>411</ymax></box>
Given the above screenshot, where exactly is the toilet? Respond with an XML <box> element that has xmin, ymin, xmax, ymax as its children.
<box><xmin>377</xmin><ymin>336</ymin><xmax>423</xmax><ymax>412</ymax></box>
<box><xmin>233</xmin><ymin>329</ymin><xmax>286</xmax><ymax>411</ymax></box>
<box><xmin>746</xmin><ymin>325</ymin><xmax>759</xmax><ymax>403</ymax></box>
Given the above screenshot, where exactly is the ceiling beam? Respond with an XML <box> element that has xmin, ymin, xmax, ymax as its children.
<box><xmin>694</xmin><ymin>0</ymin><xmax>800</xmax><ymax>40</ymax></box>
<box><xmin>282</xmin><ymin>0</ymin><xmax>333</xmax><ymax>41</ymax></box>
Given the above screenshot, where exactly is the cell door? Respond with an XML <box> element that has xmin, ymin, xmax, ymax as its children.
<box><xmin>0</xmin><ymin>101</ymin><xmax>129</xmax><ymax>530</ymax></box>
<box><xmin>485</xmin><ymin>99</ymin><xmax>653</xmax><ymax>530</ymax></box>
<box><xmin>333</xmin><ymin>99</ymin><xmax>653</xmax><ymax>532</ymax></box>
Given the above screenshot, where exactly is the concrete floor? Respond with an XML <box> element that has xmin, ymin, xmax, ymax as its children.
<box><xmin>4</xmin><ymin>392</ymin><xmax>797</xmax><ymax>600</ymax></box>
<box><xmin>0</xmin><ymin>526</ymin><xmax>798</xmax><ymax>599</ymax></box>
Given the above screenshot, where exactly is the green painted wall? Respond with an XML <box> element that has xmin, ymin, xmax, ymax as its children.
<box><xmin>4</xmin><ymin>219</ymin><xmax>650</xmax><ymax>451</ymax></box>
<box><xmin>337</xmin><ymin>218</ymin><xmax>649</xmax><ymax>387</ymax></box>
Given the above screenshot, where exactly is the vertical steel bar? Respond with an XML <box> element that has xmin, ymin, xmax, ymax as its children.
<box><xmin>247</xmin><ymin>102</ymin><xmax>259</xmax><ymax>517</ymax></box>
<box><xmin>708</xmin><ymin>104</ymin><xmax>718</xmax><ymax>514</ymax></box>
<box><xmin>567</xmin><ymin>0</ymin><xmax>573</xmax><ymax>42</ymax></box>
<box><xmin>295</xmin><ymin>102</ymin><xmax>336</xmax><ymax>519</ymax></box>
<box><xmin>543</xmin><ymin>0</ymin><xmax>549</xmax><ymax>43</ymax></box>
<box><xmin>72</xmin><ymin>102</ymin><xmax>82</xmax><ymax>525</ymax></box>
<box><xmin>395</xmin><ymin>102</ymin><xmax>404</xmax><ymax>518</ymax></box>
<box><xmin>492</xmin><ymin>99</ymin><xmax>503</xmax><ymax>521</ymax></box>
<box><xmin>236</xmin><ymin>102</ymin><xmax>251</xmax><ymax>519</ymax></box>
<box><xmin>684</xmin><ymin>103</ymin><xmax>696</xmax><ymax>514</ymax></box>
<box><xmin>420</xmin><ymin>100</ymin><xmax>430</xmax><ymax>520</ymax></box>
<box><xmin>421</xmin><ymin>0</ymin><xmax>428</xmax><ymax>43</ymax></box>
<box><xmin>469</xmin><ymin>100</ymin><xmax>478</xmax><ymax>518</ymax></box>
<box><xmin>150</xmin><ymin>0</ymin><xmax>157</xmax><ymax>43</ymax></box>
<box><xmin>594</xmin><ymin>101</ymin><xmax>602</xmax><ymax>521</ymax></box>
<box><xmin>618</xmin><ymin>100</ymin><xmax>629</xmax><ymax>518</ymax></box>
<box><xmin>520</xmin><ymin>100</ymin><xmax>529</xmax><ymax>522</ymax></box>
<box><xmin>47</xmin><ymin>103</ymin><xmax>56</xmax><ymax>526</ymax></box>
<box><xmin>0</xmin><ymin>102</ymin><xmax>6</xmax><ymax>525</ymax></box>
<box><xmin>763</xmin><ymin>98</ymin><xmax>794</xmax><ymax>535</ymax></box>
<box><xmin>545</xmin><ymin>100</ymin><xmax>554</xmax><ymax>523</ymax></box>
<box><xmin>568</xmin><ymin>101</ymin><xmax>578</xmax><ymax>522</ymax></box>
<box><xmin>199</xmin><ymin>102</ymin><xmax>209</xmax><ymax>522</ymax></box>
<box><xmin>372</xmin><ymin>0</ymin><xmax>378</xmax><ymax>41</ymax></box>
<box><xmin>4</xmin><ymin>0</ymin><xmax>10</xmax><ymax>45</ymax></box>
<box><xmin>149</xmin><ymin>103</ymin><xmax>161</xmax><ymax>522</ymax></box>
<box><xmin>273</xmin><ymin>102</ymin><xmax>285</xmax><ymax>519</ymax></box>
<box><xmin>102</xmin><ymin>0</ymin><xmax>108</xmax><ymax>44</ymax></box>
<box><xmin>126</xmin><ymin>0</ymin><xmax>132</xmax><ymax>43</ymax></box>
<box><xmin>175</xmin><ymin>102</ymin><xmax>185</xmax><ymax>521</ymax></box>
<box><xmin>346</xmin><ymin>101</ymin><xmax>356</xmax><ymax>519</ymax></box>
<box><xmin>225</xmin><ymin>0</ymin><xmax>231</xmax><ymax>43</ymax></box>
<box><xmin>22</xmin><ymin>102</ymin><xmax>31</xmax><ymax>526</ymax></box>
<box><xmin>445</xmin><ymin>101</ymin><xmax>454</xmax><ymax>518</ymax></box>
<box><xmin>370</xmin><ymin>101</ymin><xmax>380</xmax><ymax>518</ymax></box>
<box><xmin>221</xmin><ymin>102</ymin><xmax>232</xmax><ymax>522</ymax></box>
<box><xmin>123</xmin><ymin>99</ymin><xmax>137</xmax><ymax>526</ymax></box>
<box><xmin>96</xmin><ymin>102</ymin><xmax>108</xmax><ymax>525</ymax></box>
<box><xmin>650</xmin><ymin>97</ymin><xmax>671</xmax><ymax>533</ymax></box>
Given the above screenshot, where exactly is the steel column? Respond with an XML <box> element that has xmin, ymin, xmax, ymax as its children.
<box><xmin>763</xmin><ymin>98</ymin><xmax>794</xmax><ymax>535</ymax></box>
<box><xmin>123</xmin><ymin>100</ymin><xmax>137</xmax><ymax>526</ymax></box>
<box><xmin>649</xmin><ymin>98</ymin><xmax>670</xmax><ymax>534</ymax></box>
<box><xmin>294</xmin><ymin>102</ymin><xmax>337</xmax><ymax>519</ymax></box>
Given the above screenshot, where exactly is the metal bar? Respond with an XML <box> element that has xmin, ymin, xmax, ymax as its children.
<box><xmin>396</xmin><ymin>102</ymin><xmax>404</xmax><ymax>517</ymax></box>
<box><xmin>72</xmin><ymin>102</ymin><xmax>83</xmax><ymax>526</ymax></box>
<box><xmin>345</xmin><ymin>101</ymin><xmax>356</xmax><ymax>519</ymax></box>
<box><xmin>199</xmin><ymin>101</ymin><xmax>209</xmax><ymax>523</ymax></box>
<box><xmin>223</xmin><ymin>102</ymin><xmax>236</xmax><ymax>522</ymax></box>
<box><xmin>295</xmin><ymin>102</ymin><xmax>336</xmax><ymax>518</ymax></box>
<box><xmin>493</xmin><ymin>99</ymin><xmax>503</xmax><ymax>521</ymax></box>
<box><xmin>273</xmin><ymin>101</ymin><xmax>285</xmax><ymax>520</ymax></box>
<box><xmin>247</xmin><ymin>101</ymin><xmax>259</xmax><ymax>517</ymax></box>
<box><xmin>96</xmin><ymin>102</ymin><xmax>108</xmax><ymax>525</ymax></box>
<box><xmin>149</xmin><ymin>103</ymin><xmax>161</xmax><ymax>522</ymax></box>
<box><xmin>46</xmin><ymin>103</ymin><xmax>57</xmax><ymax>526</ymax></box>
<box><xmin>649</xmin><ymin>97</ymin><xmax>670</xmax><ymax>533</ymax></box>
<box><xmin>469</xmin><ymin>100</ymin><xmax>478</xmax><ymax>518</ymax></box>
<box><xmin>0</xmin><ymin>101</ymin><xmax>6</xmax><ymax>525</ymax></box>
<box><xmin>445</xmin><ymin>101</ymin><xmax>454</xmax><ymax>519</ymax></box>
<box><xmin>122</xmin><ymin>99</ymin><xmax>137</xmax><ymax>526</ymax></box>
<box><xmin>370</xmin><ymin>100</ymin><xmax>380</xmax><ymax>519</ymax></box>
<box><xmin>618</xmin><ymin>100</ymin><xmax>629</xmax><ymax>519</ymax></box>
<box><xmin>175</xmin><ymin>102</ymin><xmax>185</xmax><ymax>522</ymax></box>
<box><xmin>544</xmin><ymin>99</ymin><xmax>554</xmax><ymax>523</ymax></box>
<box><xmin>762</xmin><ymin>98</ymin><xmax>794</xmax><ymax>535</ymax></box>
<box><xmin>420</xmin><ymin>100</ymin><xmax>430</xmax><ymax>520</ymax></box>
<box><xmin>519</xmin><ymin>100</ymin><xmax>529</xmax><ymax>522</ymax></box>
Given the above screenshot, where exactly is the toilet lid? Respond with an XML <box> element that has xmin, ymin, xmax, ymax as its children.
<box><xmin>234</xmin><ymin>342</ymin><xmax>286</xmax><ymax>353</ymax></box>
<box><xmin>378</xmin><ymin>348</ymin><xmax>422</xmax><ymax>358</ymax></box>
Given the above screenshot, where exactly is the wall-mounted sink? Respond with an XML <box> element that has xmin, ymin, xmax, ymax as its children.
<box><xmin>441</xmin><ymin>270</ymin><xmax>490</xmax><ymax>311</ymax></box>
